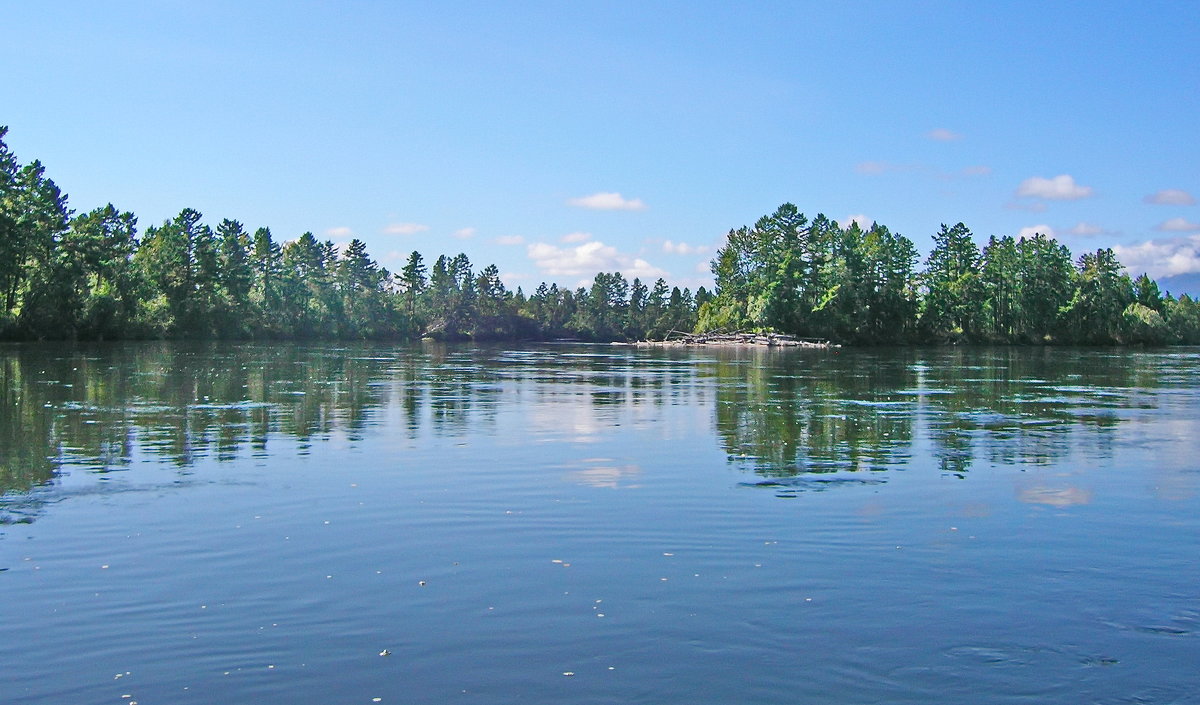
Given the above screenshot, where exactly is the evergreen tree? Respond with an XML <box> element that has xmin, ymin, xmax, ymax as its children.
<box><xmin>250</xmin><ymin>227</ymin><xmax>284</xmax><ymax>334</ymax></box>
<box><xmin>398</xmin><ymin>251</ymin><xmax>427</xmax><ymax>324</ymax></box>
<box><xmin>216</xmin><ymin>219</ymin><xmax>254</xmax><ymax>335</ymax></box>
<box><xmin>920</xmin><ymin>223</ymin><xmax>982</xmax><ymax>340</ymax></box>
<box><xmin>1016</xmin><ymin>234</ymin><xmax>1075</xmax><ymax>342</ymax></box>
<box><xmin>1063</xmin><ymin>248</ymin><xmax>1134</xmax><ymax>343</ymax></box>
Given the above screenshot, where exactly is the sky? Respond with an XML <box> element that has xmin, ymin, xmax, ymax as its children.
<box><xmin>3</xmin><ymin>1</ymin><xmax>1199</xmax><ymax>293</ymax></box>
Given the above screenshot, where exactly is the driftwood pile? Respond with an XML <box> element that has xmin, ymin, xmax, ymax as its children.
<box><xmin>632</xmin><ymin>332</ymin><xmax>838</xmax><ymax>349</ymax></box>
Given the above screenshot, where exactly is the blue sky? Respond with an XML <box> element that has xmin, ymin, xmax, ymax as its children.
<box><xmin>4</xmin><ymin>1</ymin><xmax>1198</xmax><ymax>291</ymax></box>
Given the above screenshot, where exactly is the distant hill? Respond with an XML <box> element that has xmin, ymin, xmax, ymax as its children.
<box><xmin>1157</xmin><ymin>273</ymin><xmax>1200</xmax><ymax>298</ymax></box>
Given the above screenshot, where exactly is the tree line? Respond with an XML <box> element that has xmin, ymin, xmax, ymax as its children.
<box><xmin>0</xmin><ymin>126</ymin><xmax>704</xmax><ymax>342</ymax></box>
<box><xmin>702</xmin><ymin>203</ymin><xmax>1200</xmax><ymax>345</ymax></box>
<box><xmin>3</xmin><ymin>126</ymin><xmax>1198</xmax><ymax>344</ymax></box>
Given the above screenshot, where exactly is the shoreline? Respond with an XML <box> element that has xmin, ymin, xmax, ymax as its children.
<box><xmin>625</xmin><ymin>332</ymin><xmax>839</xmax><ymax>349</ymax></box>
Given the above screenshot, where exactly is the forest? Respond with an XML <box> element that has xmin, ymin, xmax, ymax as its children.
<box><xmin>3</xmin><ymin>126</ymin><xmax>1198</xmax><ymax>345</ymax></box>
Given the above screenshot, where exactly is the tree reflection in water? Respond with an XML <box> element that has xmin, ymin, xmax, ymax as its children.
<box><xmin>0</xmin><ymin>342</ymin><xmax>1179</xmax><ymax>522</ymax></box>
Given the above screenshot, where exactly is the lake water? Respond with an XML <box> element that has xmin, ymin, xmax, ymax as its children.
<box><xmin>1</xmin><ymin>342</ymin><xmax>1198</xmax><ymax>704</ymax></box>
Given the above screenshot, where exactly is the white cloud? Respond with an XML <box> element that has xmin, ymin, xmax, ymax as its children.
<box><xmin>382</xmin><ymin>222</ymin><xmax>429</xmax><ymax>235</ymax></box>
<box><xmin>839</xmin><ymin>214</ymin><xmax>871</xmax><ymax>230</ymax></box>
<box><xmin>1017</xmin><ymin>224</ymin><xmax>1056</xmax><ymax>239</ymax></box>
<box><xmin>1113</xmin><ymin>234</ymin><xmax>1200</xmax><ymax>278</ymax></box>
<box><xmin>325</xmin><ymin>226</ymin><xmax>353</xmax><ymax>238</ymax></box>
<box><xmin>453</xmin><ymin>227</ymin><xmax>477</xmax><ymax>240</ymax></box>
<box><xmin>927</xmin><ymin>128</ymin><xmax>962</xmax><ymax>141</ymax></box>
<box><xmin>1145</xmin><ymin>189</ymin><xmax>1197</xmax><ymax>206</ymax></box>
<box><xmin>1155</xmin><ymin>217</ymin><xmax>1200</xmax><ymax>233</ymax></box>
<box><xmin>526</xmin><ymin>240</ymin><xmax>669</xmax><ymax>281</ymax></box>
<box><xmin>1067</xmin><ymin>222</ymin><xmax>1105</xmax><ymax>236</ymax></box>
<box><xmin>560</xmin><ymin>231</ymin><xmax>592</xmax><ymax>243</ymax></box>
<box><xmin>1015</xmin><ymin>174</ymin><xmax>1093</xmax><ymax>200</ymax></box>
<box><xmin>662</xmin><ymin>240</ymin><xmax>709</xmax><ymax>255</ymax></box>
<box><xmin>567</xmin><ymin>192</ymin><xmax>648</xmax><ymax>211</ymax></box>
<box><xmin>961</xmin><ymin>165</ymin><xmax>992</xmax><ymax>176</ymax></box>
<box><xmin>495</xmin><ymin>235</ymin><xmax>525</xmax><ymax>246</ymax></box>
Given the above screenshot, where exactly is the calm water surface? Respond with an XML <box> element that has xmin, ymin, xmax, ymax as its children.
<box><xmin>1</xmin><ymin>342</ymin><xmax>1198</xmax><ymax>704</ymax></box>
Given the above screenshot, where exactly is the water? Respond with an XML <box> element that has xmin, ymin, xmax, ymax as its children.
<box><xmin>1</xmin><ymin>342</ymin><xmax>1198</xmax><ymax>704</ymax></box>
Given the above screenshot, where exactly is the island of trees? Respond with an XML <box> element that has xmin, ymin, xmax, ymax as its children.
<box><xmin>2</xmin><ymin>126</ymin><xmax>1197</xmax><ymax>345</ymax></box>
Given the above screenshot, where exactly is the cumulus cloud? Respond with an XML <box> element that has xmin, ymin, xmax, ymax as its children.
<box><xmin>495</xmin><ymin>235</ymin><xmax>525</xmax><ymax>246</ymax></box>
<box><xmin>927</xmin><ymin>128</ymin><xmax>962</xmax><ymax>141</ymax></box>
<box><xmin>325</xmin><ymin>226</ymin><xmax>353</xmax><ymax>238</ymax></box>
<box><xmin>526</xmin><ymin>240</ymin><xmax>669</xmax><ymax>281</ymax></box>
<box><xmin>567</xmin><ymin>192</ymin><xmax>647</xmax><ymax>211</ymax></box>
<box><xmin>1067</xmin><ymin>222</ymin><xmax>1105</xmax><ymax>236</ymax></box>
<box><xmin>1015</xmin><ymin>174</ymin><xmax>1093</xmax><ymax>200</ymax></box>
<box><xmin>560</xmin><ymin>231</ymin><xmax>592</xmax><ymax>243</ymax></box>
<box><xmin>453</xmin><ymin>227</ymin><xmax>477</xmax><ymax>240</ymax></box>
<box><xmin>662</xmin><ymin>240</ymin><xmax>709</xmax><ymax>255</ymax></box>
<box><xmin>1113</xmin><ymin>234</ymin><xmax>1200</xmax><ymax>278</ymax></box>
<box><xmin>1155</xmin><ymin>217</ymin><xmax>1200</xmax><ymax>233</ymax></box>
<box><xmin>382</xmin><ymin>222</ymin><xmax>430</xmax><ymax>235</ymax></box>
<box><xmin>1144</xmin><ymin>189</ymin><xmax>1197</xmax><ymax>206</ymax></box>
<box><xmin>1018</xmin><ymin>224</ymin><xmax>1056</xmax><ymax>239</ymax></box>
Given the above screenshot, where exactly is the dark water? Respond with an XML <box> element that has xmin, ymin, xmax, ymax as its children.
<box><xmin>1</xmin><ymin>342</ymin><xmax>1198</xmax><ymax>705</ymax></box>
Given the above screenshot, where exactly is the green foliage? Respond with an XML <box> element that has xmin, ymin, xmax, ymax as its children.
<box><xmin>1163</xmin><ymin>295</ymin><xmax>1200</xmax><ymax>343</ymax></box>
<box><xmin>920</xmin><ymin>223</ymin><xmax>982</xmax><ymax>341</ymax></box>
<box><xmin>1061</xmin><ymin>248</ymin><xmax>1134</xmax><ymax>344</ymax></box>
<box><xmin>0</xmin><ymin>127</ymin><xmax>1191</xmax><ymax>347</ymax></box>
<box><xmin>1119</xmin><ymin>303</ymin><xmax>1169</xmax><ymax>345</ymax></box>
